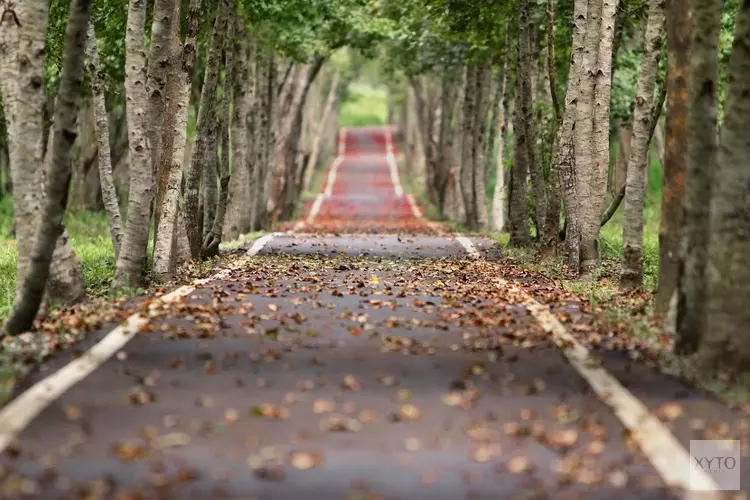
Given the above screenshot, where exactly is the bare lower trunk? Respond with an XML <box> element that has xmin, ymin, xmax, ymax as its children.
<box><xmin>543</xmin><ymin>1</ymin><xmax>562</xmax><ymax>244</ymax></box>
<box><xmin>152</xmin><ymin>0</ymin><xmax>201</xmax><ymax>281</ymax></box>
<box><xmin>253</xmin><ymin>53</ymin><xmax>277</xmax><ymax>230</ymax></box>
<box><xmin>655</xmin><ymin>0</ymin><xmax>691</xmax><ymax>312</ymax></box>
<box><xmin>573</xmin><ymin>0</ymin><xmax>602</xmax><ymax>274</ymax></box>
<box><xmin>652</xmin><ymin>122</ymin><xmax>665</xmax><ymax>165</ymax></box>
<box><xmin>202</xmin><ymin>14</ymin><xmax>236</xmax><ymax>257</ymax></box>
<box><xmin>620</xmin><ymin>0</ymin><xmax>665</xmax><ymax>289</ymax></box>
<box><xmin>113</xmin><ymin>0</ymin><xmax>153</xmax><ymax>288</ymax></box>
<box><xmin>699</xmin><ymin>4</ymin><xmax>750</xmax><ymax>371</ymax></box>
<box><xmin>472</xmin><ymin>62</ymin><xmax>492</xmax><ymax>231</ymax></box>
<box><xmin>4</xmin><ymin>0</ymin><xmax>91</xmax><ymax>334</ymax></box>
<box><xmin>554</xmin><ymin>0</ymin><xmax>588</xmax><ymax>271</ymax></box>
<box><xmin>184</xmin><ymin>0</ymin><xmax>227</xmax><ymax>258</ymax></box>
<box><xmin>151</xmin><ymin>0</ymin><xmax>182</xmax><ymax>258</ymax></box>
<box><xmin>223</xmin><ymin>25</ymin><xmax>255</xmax><ymax>240</ymax></box>
<box><xmin>518</xmin><ymin>4</ymin><xmax>546</xmax><ymax>241</ymax></box>
<box><xmin>460</xmin><ymin>65</ymin><xmax>478</xmax><ymax>229</ymax></box>
<box><xmin>1</xmin><ymin>0</ymin><xmax>85</xmax><ymax>304</ymax></box>
<box><xmin>250</xmin><ymin>53</ymin><xmax>270</xmax><ymax>231</ymax></box>
<box><xmin>279</xmin><ymin>58</ymin><xmax>326</xmax><ymax>219</ymax></box>
<box><xmin>437</xmin><ymin>65</ymin><xmax>460</xmax><ymax>217</ymax></box>
<box><xmin>489</xmin><ymin>63</ymin><xmax>505</xmax><ymax>232</ymax></box>
<box><xmin>581</xmin><ymin>0</ymin><xmax>617</xmax><ymax>274</ymax></box>
<box><xmin>447</xmin><ymin>68</ymin><xmax>467</xmax><ymax>224</ymax></box>
<box><xmin>270</xmin><ymin>63</ymin><xmax>312</xmax><ymax>214</ymax></box>
<box><xmin>509</xmin><ymin>5</ymin><xmax>532</xmax><ymax>246</ymax></box>
<box><xmin>86</xmin><ymin>25</ymin><xmax>123</xmax><ymax>257</ymax></box>
<box><xmin>303</xmin><ymin>71</ymin><xmax>340</xmax><ymax>194</ymax></box>
<box><xmin>676</xmin><ymin>0</ymin><xmax>720</xmax><ymax>354</ymax></box>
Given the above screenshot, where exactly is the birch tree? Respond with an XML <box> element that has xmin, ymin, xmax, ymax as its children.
<box><xmin>699</xmin><ymin>1</ymin><xmax>750</xmax><ymax>372</ymax></box>
<box><xmin>86</xmin><ymin>25</ymin><xmax>124</xmax><ymax>258</ymax></box>
<box><xmin>4</xmin><ymin>0</ymin><xmax>92</xmax><ymax>334</ymax></box>
<box><xmin>152</xmin><ymin>0</ymin><xmax>202</xmax><ymax>281</ymax></box>
<box><xmin>113</xmin><ymin>0</ymin><xmax>153</xmax><ymax>288</ymax></box>
<box><xmin>184</xmin><ymin>0</ymin><xmax>228</xmax><ymax>258</ymax></box>
<box><xmin>620</xmin><ymin>0</ymin><xmax>666</xmax><ymax>289</ymax></box>
<box><xmin>676</xmin><ymin>0</ymin><xmax>722</xmax><ymax>354</ymax></box>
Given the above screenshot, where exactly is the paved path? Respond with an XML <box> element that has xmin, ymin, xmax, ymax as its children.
<box><xmin>0</xmin><ymin>126</ymin><xmax>748</xmax><ymax>499</ymax></box>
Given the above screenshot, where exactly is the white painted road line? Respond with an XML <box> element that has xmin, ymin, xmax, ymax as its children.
<box><xmin>323</xmin><ymin>156</ymin><xmax>343</xmax><ymax>199</ymax></box>
<box><xmin>406</xmin><ymin>194</ymin><xmax>423</xmax><ymax>218</ymax></box>
<box><xmin>338</xmin><ymin>127</ymin><xmax>347</xmax><ymax>157</ymax></box>
<box><xmin>296</xmin><ymin>129</ymin><xmax>347</xmax><ymax>231</ymax></box>
<box><xmin>455</xmin><ymin>235</ymin><xmax>719</xmax><ymax>493</ymax></box>
<box><xmin>246</xmin><ymin>232</ymin><xmax>280</xmax><ymax>257</ymax></box>
<box><xmin>0</xmin><ymin>233</ymin><xmax>278</xmax><ymax>453</ymax></box>
<box><xmin>307</xmin><ymin>194</ymin><xmax>325</xmax><ymax>224</ymax></box>
<box><xmin>384</xmin><ymin>129</ymin><xmax>404</xmax><ymax>198</ymax></box>
<box><xmin>455</xmin><ymin>235</ymin><xmax>481</xmax><ymax>258</ymax></box>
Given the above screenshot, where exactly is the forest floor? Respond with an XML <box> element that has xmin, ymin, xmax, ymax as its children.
<box><xmin>0</xmin><ymin>126</ymin><xmax>747</xmax><ymax>498</ymax></box>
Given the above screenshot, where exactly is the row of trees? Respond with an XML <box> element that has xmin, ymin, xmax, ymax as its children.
<box><xmin>387</xmin><ymin>0</ymin><xmax>748</xmax><ymax>372</ymax></box>
<box><xmin>1</xmin><ymin>0</ymin><xmax>748</xmax><ymax>373</ymax></box>
<box><xmin>0</xmin><ymin>0</ymin><xmax>384</xmax><ymax>334</ymax></box>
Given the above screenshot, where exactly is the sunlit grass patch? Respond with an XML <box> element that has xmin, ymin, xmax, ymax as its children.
<box><xmin>339</xmin><ymin>82</ymin><xmax>387</xmax><ymax>128</ymax></box>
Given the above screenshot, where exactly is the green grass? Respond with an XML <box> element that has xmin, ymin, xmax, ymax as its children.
<box><xmin>0</xmin><ymin>196</ymin><xmax>119</xmax><ymax>318</ymax></box>
<box><xmin>338</xmin><ymin>82</ymin><xmax>388</xmax><ymax>128</ymax></box>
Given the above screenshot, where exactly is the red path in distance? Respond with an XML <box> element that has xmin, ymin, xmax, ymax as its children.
<box><xmin>282</xmin><ymin>126</ymin><xmax>445</xmax><ymax>235</ymax></box>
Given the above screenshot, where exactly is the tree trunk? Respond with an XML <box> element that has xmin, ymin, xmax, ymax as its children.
<box><xmin>223</xmin><ymin>25</ymin><xmax>255</xmax><ymax>240</ymax></box>
<box><xmin>676</xmin><ymin>0</ymin><xmax>721</xmax><ymax>354</ymax></box>
<box><xmin>472</xmin><ymin>61</ymin><xmax>492</xmax><ymax>231</ymax></box>
<box><xmin>487</xmin><ymin>65</ymin><xmax>503</xmax><ymax>232</ymax></box>
<box><xmin>652</xmin><ymin>121</ymin><xmax>665</xmax><ymax>166</ymax></box>
<box><xmin>303</xmin><ymin>71</ymin><xmax>340</xmax><ymax>194</ymax></box>
<box><xmin>521</xmin><ymin>6</ymin><xmax>547</xmax><ymax>242</ymax></box>
<box><xmin>446</xmin><ymin>67</ymin><xmax>467</xmax><ymax>224</ymax></box>
<box><xmin>620</xmin><ymin>0</ymin><xmax>666</xmax><ymax>289</ymax></box>
<box><xmin>554</xmin><ymin>0</ymin><xmax>588</xmax><ymax>271</ymax></box>
<box><xmin>492</xmin><ymin>40</ymin><xmax>511</xmax><ymax>232</ymax></box>
<box><xmin>253</xmin><ymin>53</ymin><xmax>277</xmax><ymax>230</ymax></box>
<box><xmin>4</xmin><ymin>0</ymin><xmax>91</xmax><ymax>334</ymax></box>
<box><xmin>576</xmin><ymin>0</ymin><xmax>616</xmax><ymax>275</ymax></box>
<box><xmin>151</xmin><ymin>0</ymin><xmax>182</xmax><ymax>258</ymax></box>
<box><xmin>152</xmin><ymin>0</ymin><xmax>201</xmax><ymax>281</ymax></box>
<box><xmin>543</xmin><ymin>0</ymin><xmax>562</xmax><ymax>244</ymax></box>
<box><xmin>655</xmin><ymin>0</ymin><xmax>692</xmax><ymax>313</ymax></box>
<box><xmin>250</xmin><ymin>52</ymin><xmax>270</xmax><ymax>231</ymax></box>
<box><xmin>437</xmin><ymin>64</ymin><xmax>460</xmax><ymax>218</ymax></box>
<box><xmin>573</xmin><ymin>0</ymin><xmax>602</xmax><ymax>274</ymax></box>
<box><xmin>509</xmin><ymin>4</ymin><xmax>532</xmax><ymax>246</ymax></box>
<box><xmin>184</xmin><ymin>0</ymin><xmax>228</xmax><ymax>258</ymax></box>
<box><xmin>699</xmin><ymin>3</ymin><xmax>750</xmax><ymax>371</ymax></box>
<box><xmin>1</xmin><ymin>0</ymin><xmax>85</xmax><ymax>305</ymax></box>
<box><xmin>460</xmin><ymin>65</ymin><xmax>478</xmax><ymax>229</ymax></box>
<box><xmin>145</xmin><ymin>0</ymin><xmax>178</xmax><ymax>172</ymax></box>
<box><xmin>86</xmin><ymin>24</ymin><xmax>124</xmax><ymax>258</ymax></box>
<box><xmin>203</xmin><ymin>13</ymin><xmax>236</xmax><ymax>257</ymax></box>
<box><xmin>279</xmin><ymin>58</ymin><xmax>326</xmax><ymax>219</ymax></box>
<box><xmin>113</xmin><ymin>0</ymin><xmax>154</xmax><ymax>288</ymax></box>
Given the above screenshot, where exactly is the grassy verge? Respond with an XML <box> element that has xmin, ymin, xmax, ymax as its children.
<box><xmin>0</xmin><ymin>197</ymin><xmax>120</xmax><ymax>317</ymax></box>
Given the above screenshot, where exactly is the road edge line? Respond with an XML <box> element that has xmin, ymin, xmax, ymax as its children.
<box><xmin>384</xmin><ymin>129</ymin><xmax>404</xmax><ymax>197</ymax></box>
<box><xmin>293</xmin><ymin>129</ymin><xmax>348</xmax><ymax>232</ymax></box>
<box><xmin>0</xmin><ymin>234</ymin><xmax>274</xmax><ymax>453</ymax></box>
<box><xmin>454</xmin><ymin>235</ymin><xmax>719</xmax><ymax>493</ymax></box>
